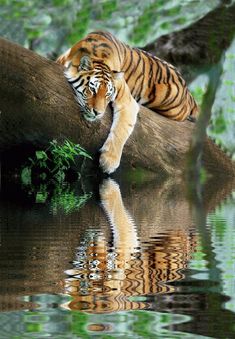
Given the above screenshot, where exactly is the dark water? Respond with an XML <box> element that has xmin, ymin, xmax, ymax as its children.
<box><xmin>0</xmin><ymin>174</ymin><xmax>235</xmax><ymax>338</ymax></box>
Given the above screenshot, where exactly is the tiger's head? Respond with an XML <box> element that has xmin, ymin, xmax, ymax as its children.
<box><xmin>65</xmin><ymin>55</ymin><xmax>123</xmax><ymax>122</ymax></box>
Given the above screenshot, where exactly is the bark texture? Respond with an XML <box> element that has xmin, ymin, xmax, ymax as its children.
<box><xmin>0</xmin><ymin>37</ymin><xmax>235</xmax><ymax>177</ymax></box>
<box><xmin>144</xmin><ymin>2</ymin><xmax>235</xmax><ymax>83</ymax></box>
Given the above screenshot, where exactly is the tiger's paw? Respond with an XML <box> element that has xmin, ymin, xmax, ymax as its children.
<box><xmin>99</xmin><ymin>149</ymin><xmax>121</xmax><ymax>174</ymax></box>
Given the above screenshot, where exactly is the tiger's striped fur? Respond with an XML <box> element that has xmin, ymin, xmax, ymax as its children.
<box><xmin>57</xmin><ymin>31</ymin><xmax>198</xmax><ymax>173</ymax></box>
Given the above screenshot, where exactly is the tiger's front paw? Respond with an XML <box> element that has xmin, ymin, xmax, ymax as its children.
<box><xmin>99</xmin><ymin>149</ymin><xmax>121</xmax><ymax>174</ymax></box>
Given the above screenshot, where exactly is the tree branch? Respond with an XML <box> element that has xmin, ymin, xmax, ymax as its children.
<box><xmin>144</xmin><ymin>2</ymin><xmax>235</xmax><ymax>82</ymax></box>
<box><xmin>0</xmin><ymin>37</ymin><xmax>234</xmax><ymax>178</ymax></box>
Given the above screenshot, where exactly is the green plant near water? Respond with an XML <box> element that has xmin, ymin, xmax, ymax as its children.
<box><xmin>21</xmin><ymin>140</ymin><xmax>92</xmax><ymax>213</ymax></box>
<box><xmin>21</xmin><ymin>139</ymin><xmax>92</xmax><ymax>185</ymax></box>
<box><xmin>50</xmin><ymin>186</ymin><xmax>92</xmax><ymax>215</ymax></box>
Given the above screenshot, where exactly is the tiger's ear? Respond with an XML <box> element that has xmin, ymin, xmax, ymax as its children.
<box><xmin>112</xmin><ymin>70</ymin><xmax>124</xmax><ymax>80</ymax></box>
<box><xmin>79</xmin><ymin>55</ymin><xmax>93</xmax><ymax>71</ymax></box>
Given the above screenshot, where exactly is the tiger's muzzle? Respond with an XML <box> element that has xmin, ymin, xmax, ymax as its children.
<box><xmin>82</xmin><ymin>108</ymin><xmax>105</xmax><ymax>122</ymax></box>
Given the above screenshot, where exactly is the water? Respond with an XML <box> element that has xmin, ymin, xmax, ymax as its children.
<box><xmin>0</xmin><ymin>174</ymin><xmax>235</xmax><ymax>338</ymax></box>
<box><xmin>0</xmin><ymin>0</ymin><xmax>234</xmax><ymax>337</ymax></box>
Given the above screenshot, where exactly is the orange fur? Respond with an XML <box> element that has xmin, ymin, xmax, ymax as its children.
<box><xmin>57</xmin><ymin>31</ymin><xmax>198</xmax><ymax>173</ymax></box>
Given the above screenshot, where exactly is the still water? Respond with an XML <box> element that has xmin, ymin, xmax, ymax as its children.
<box><xmin>0</xmin><ymin>174</ymin><xmax>235</xmax><ymax>338</ymax></box>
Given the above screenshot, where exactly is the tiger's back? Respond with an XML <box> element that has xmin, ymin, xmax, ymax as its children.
<box><xmin>57</xmin><ymin>30</ymin><xmax>198</xmax><ymax>122</ymax></box>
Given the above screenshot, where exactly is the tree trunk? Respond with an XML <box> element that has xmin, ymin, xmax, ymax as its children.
<box><xmin>0</xmin><ymin>37</ymin><xmax>234</xmax><ymax>178</ymax></box>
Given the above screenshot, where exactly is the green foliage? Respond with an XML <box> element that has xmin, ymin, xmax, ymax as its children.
<box><xmin>212</xmin><ymin>216</ymin><xmax>227</xmax><ymax>241</ymax></box>
<box><xmin>21</xmin><ymin>166</ymin><xmax>32</xmax><ymax>185</ymax></box>
<box><xmin>50</xmin><ymin>187</ymin><xmax>92</xmax><ymax>214</ymax></box>
<box><xmin>35</xmin><ymin>185</ymin><xmax>48</xmax><ymax>203</ymax></box>
<box><xmin>100</xmin><ymin>0</ymin><xmax>118</xmax><ymax>19</ymax></box>
<box><xmin>68</xmin><ymin>1</ymin><xmax>91</xmax><ymax>44</ymax></box>
<box><xmin>210</xmin><ymin>110</ymin><xmax>227</xmax><ymax>135</ymax></box>
<box><xmin>190</xmin><ymin>86</ymin><xmax>207</xmax><ymax>107</ymax></box>
<box><xmin>20</xmin><ymin>139</ymin><xmax>92</xmax><ymax>212</ymax></box>
<box><xmin>0</xmin><ymin>0</ymin><xmax>220</xmax><ymax>55</ymax></box>
<box><xmin>26</xmin><ymin>323</ymin><xmax>42</xmax><ymax>333</ymax></box>
<box><xmin>22</xmin><ymin>139</ymin><xmax>92</xmax><ymax>185</ymax></box>
<box><xmin>130</xmin><ymin>1</ymin><xmax>160</xmax><ymax>45</ymax></box>
<box><xmin>22</xmin><ymin>178</ymin><xmax>92</xmax><ymax>213</ymax></box>
<box><xmin>71</xmin><ymin>311</ymin><xmax>89</xmax><ymax>338</ymax></box>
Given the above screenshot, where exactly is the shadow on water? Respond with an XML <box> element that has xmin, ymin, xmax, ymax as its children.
<box><xmin>0</xmin><ymin>169</ymin><xmax>235</xmax><ymax>338</ymax></box>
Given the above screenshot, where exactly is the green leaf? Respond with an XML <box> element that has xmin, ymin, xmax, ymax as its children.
<box><xmin>36</xmin><ymin>150</ymin><xmax>48</xmax><ymax>161</ymax></box>
<box><xmin>36</xmin><ymin>191</ymin><xmax>48</xmax><ymax>203</ymax></box>
<box><xmin>39</xmin><ymin>172</ymin><xmax>47</xmax><ymax>180</ymax></box>
<box><xmin>21</xmin><ymin>167</ymin><xmax>32</xmax><ymax>186</ymax></box>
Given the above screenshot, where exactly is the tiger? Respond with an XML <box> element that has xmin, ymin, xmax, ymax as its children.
<box><xmin>57</xmin><ymin>31</ymin><xmax>198</xmax><ymax>174</ymax></box>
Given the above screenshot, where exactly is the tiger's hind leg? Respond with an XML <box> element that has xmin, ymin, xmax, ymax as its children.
<box><xmin>99</xmin><ymin>80</ymin><xmax>139</xmax><ymax>174</ymax></box>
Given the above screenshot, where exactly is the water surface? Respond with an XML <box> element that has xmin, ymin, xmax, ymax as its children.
<box><xmin>0</xmin><ymin>174</ymin><xmax>235</xmax><ymax>338</ymax></box>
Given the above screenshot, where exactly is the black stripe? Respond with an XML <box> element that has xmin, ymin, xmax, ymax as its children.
<box><xmin>68</xmin><ymin>75</ymin><xmax>83</xmax><ymax>84</ymax></box>
<box><xmin>98</xmin><ymin>42</ymin><xmax>112</xmax><ymax>50</ymax></box>
<box><xmin>94</xmin><ymin>62</ymin><xmax>109</xmax><ymax>69</ymax></box>
<box><xmin>122</xmin><ymin>43</ymin><xmax>127</xmax><ymax>69</ymax></box>
<box><xmin>132</xmin><ymin>72</ymin><xmax>144</xmax><ymax>99</ymax></box>
<box><xmin>154</xmin><ymin>62</ymin><xmax>161</xmax><ymax>83</ymax></box>
<box><xmin>160</xmin><ymin>74</ymin><xmax>182</xmax><ymax>108</ymax></box>
<box><xmin>174</xmin><ymin>69</ymin><xmax>185</xmax><ymax>86</ymax></box>
<box><xmin>160</xmin><ymin>84</ymin><xmax>171</xmax><ymax>105</ymax></box>
<box><xmin>156</xmin><ymin>96</ymin><xmax>185</xmax><ymax>113</ymax></box>
<box><xmin>126</xmin><ymin>48</ymin><xmax>142</xmax><ymax>83</ymax></box>
<box><xmin>190</xmin><ymin>99</ymin><xmax>198</xmax><ymax>116</ymax></box>
<box><xmin>120</xmin><ymin>41</ymin><xmax>126</xmax><ymax>55</ymax></box>
<box><xmin>157</xmin><ymin>64</ymin><xmax>163</xmax><ymax>84</ymax></box>
<box><xmin>175</xmin><ymin>104</ymin><xmax>187</xmax><ymax>119</ymax></box>
<box><xmin>138</xmin><ymin>48</ymin><xmax>155</xmax><ymax>87</ymax></box>
<box><xmin>123</xmin><ymin>48</ymin><xmax>133</xmax><ymax>74</ymax></box>
<box><xmin>75</xmin><ymin>89</ymin><xmax>84</xmax><ymax>96</ymax></box>
<box><xmin>159</xmin><ymin>92</ymin><xmax>186</xmax><ymax>113</ymax></box>
<box><xmin>92</xmin><ymin>31</ymin><xmax>122</xmax><ymax>63</ymax></box>
<box><xmin>73</xmin><ymin>78</ymin><xmax>85</xmax><ymax>89</ymax></box>
<box><xmin>110</xmin><ymin>36</ymin><xmax>122</xmax><ymax>64</ymax></box>
<box><xmin>144</xmin><ymin>83</ymin><xmax>156</xmax><ymax>106</ymax></box>
<box><xmin>147</xmin><ymin>56</ymin><xmax>154</xmax><ymax>88</ymax></box>
<box><xmin>102</xmin><ymin>75</ymin><xmax>112</xmax><ymax>82</ymax></box>
<box><xmin>166</xmin><ymin>64</ymin><xmax>171</xmax><ymax>83</ymax></box>
<box><xmin>160</xmin><ymin>74</ymin><xmax>179</xmax><ymax>106</ymax></box>
<box><xmin>78</xmin><ymin>47</ymin><xmax>90</xmax><ymax>55</ymax></box>
<box><xmin>136</xmin><ymin>57</ymin><xmax>146</xmax><ymax>102</ymax></box>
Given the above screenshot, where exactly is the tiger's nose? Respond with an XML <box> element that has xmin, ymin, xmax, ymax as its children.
<box><xmin>93</xmin><ymin>109</ymin><xmax>102</xmax><ymax>116</ymax></box>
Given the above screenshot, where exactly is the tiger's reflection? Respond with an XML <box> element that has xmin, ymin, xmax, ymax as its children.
<box><xmin>62</xmin><ymin>178</ymin><xmax>196</xmax><ymax>313</ymax></box>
